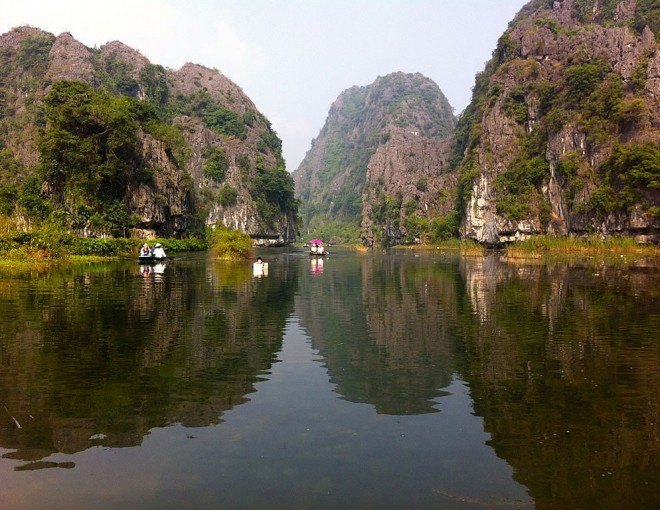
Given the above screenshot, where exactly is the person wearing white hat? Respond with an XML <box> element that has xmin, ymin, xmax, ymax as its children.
<box><xmin>152</xmin><ymin>243</ymin><xmax>167</xmax><ymax>259</ymax></box>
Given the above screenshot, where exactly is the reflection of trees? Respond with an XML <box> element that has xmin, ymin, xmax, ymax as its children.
<box><xmin>296</xmin><ymin>252</ymin><xmax>460</xmax><ymax>415</ymax></box>
<box><xmin>295</xmin><ymin>251</ymin><xmax>659</xmax><ymax>507</ymax></box>
<box><xmin>457</xmin><ymin>256</ymin><xmax>660</xmax><ymax>510</ymax></box>
<box><xmin>0</xmin><ymin>257</ymin><xmax>296</xmax><ymax>465</ymax></box>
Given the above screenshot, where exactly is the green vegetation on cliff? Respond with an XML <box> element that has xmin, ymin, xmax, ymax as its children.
<box><xmin>452</xmin><ymin>0</ymin><xmax>658</xmax><ymax>238</ymax></box>
<box><xmin>0</xmin><ymin>27</ymin><xmax>298</xmax><ymax>245</ymax></box>
<box><xmin>36</xmin><ymin>80</ymin><xmax>187</xmax><ymax>237</ymax></box>
<box><xmin>295</xmin><ymin>72</ymin><xmax>456</xmax><ymax>243</ymax></box>
<box><xmin>517</xmin><ymin>0</ymin><xmax>659</xmax><ymax>38</ymax></box>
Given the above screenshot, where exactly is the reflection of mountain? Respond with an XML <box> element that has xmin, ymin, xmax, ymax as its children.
<box><xmin>457</xmin><ymin>256</ymin><xmax>660</xmax><ymax>510</ymax></box>
<box><xmin>295</xmin><ymin>252</ymin><xmax>461</xmax><ymax>415</ymax></box>
<box><xmin>295</xmin><ymin>251</ymin><xmax>659</xmax><ymax>506</ymax></box>
<box><xmin>0</xmin><ymin>257</ymin><xmax>296</xmax><ymax>465</ymax></box>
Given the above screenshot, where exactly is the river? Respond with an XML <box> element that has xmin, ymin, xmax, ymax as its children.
<box><xmin>0</xmin><ymin>248</ymin><xmax>658</xmax><ymax>509</ymax></box>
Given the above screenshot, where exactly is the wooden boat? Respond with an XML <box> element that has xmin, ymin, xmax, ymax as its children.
<box><xmin>138</xmin><ymin>256</ymin><xmax>167</xmax><ymax>263</ymax></box>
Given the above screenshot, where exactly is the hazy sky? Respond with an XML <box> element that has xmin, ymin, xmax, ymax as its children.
<box><xmin>2</xmin><ymin>0</ymin><xmax>529</xmax><ymax>170</ymax></box>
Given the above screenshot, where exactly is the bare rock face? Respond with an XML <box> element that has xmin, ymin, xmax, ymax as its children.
<box><xmin>99</xmin><ymin>41</ymin><xmax>150</xmax><ymax>72</ymax></box>
<box><xmin>459</xmin><ymin>0</ymin><xmax>660</xmax><ymax>245</ymax></box>
<box><xmin>46</xmin><ymin>32</ymin><xmax>95</xmax><ymax>84</ymax></box>
<box><xmin>170</xmin><ymin>63</ymin><xmax>253</xmax><ymax>114</ymax></box>
<box><xmin>361</xmin><ymin>130</ymin><xmax>456</xmax><ymax>245</ymax></box>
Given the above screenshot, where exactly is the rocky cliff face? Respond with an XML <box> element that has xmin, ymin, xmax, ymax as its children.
<box><xmin>0</xmin><ymin>26</ymin><xmax>296</xmax><ymax>243</ymax></box>
<box><xmin>361</xmin><ymin>131</ymin><xmax>456</xmax><ymax>245</ymax></box>
<box><xmin>457</xmin><ymin>0</ymin><xmax>659</xmax><ymax>245</ymax></box>
<box><xmin>293</xmin><ymin>72</ymin><xmax>456</xmax><ymax>245</ymax></box>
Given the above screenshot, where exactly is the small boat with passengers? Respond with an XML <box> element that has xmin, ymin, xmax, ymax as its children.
<box><xmin>308</xmin><ymin>239</ymin><xmax>328</xmax><ymax>256</ymax></box>
<box><xmin>138</xmin><ymin>242</ymin><xmax>168</xmax><ymax>262</ymax></box>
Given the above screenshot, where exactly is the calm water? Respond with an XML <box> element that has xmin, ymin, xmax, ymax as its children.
<box><xmin>0</xmin><ymin>249</ymin><xmax>658</xmax><ymax>509</ymax></box>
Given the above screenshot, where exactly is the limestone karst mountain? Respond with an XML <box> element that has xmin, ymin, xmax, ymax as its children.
<box><xmin>296</xmin><ymin>0</ymin><xmax>659</xmax><ymax>246</ymax></box>
<box><xmin>454</xmin><ymin>0</ymin><xmax>659</xmax><ymax>245</ymax></box>
<box><xmin>0</xmin><ymin>26</ymin><xmax>297</xmax><ymax>243</ymax></box>
<box><xmin>293</xmin><ymin>72</ymin><xmax>457</xmax><ymax>245</ymax></box>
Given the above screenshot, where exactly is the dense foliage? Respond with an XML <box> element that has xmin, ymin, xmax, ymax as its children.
<box><xmin>203</xmin><ymin>147</ymin><xmax>229</xmax><ymax>182</ymax></box>
<box><xmin>36</xmin><ymin>80</ymin><xmax>187</xmax><ymax>236</ymax></box>
<box><xmin>0</xmin><ymin>224</ymin><xmax>206</xmax><ymax>259</ymax></box>
<box><xmin>589</xmin><ymin>143</ymin><xmax>660</xmax><ymax>217</ymax></box>
<box><xmin>302</xmin><ymin>218</ymin><xmax>361</xmax><ymax>245</ymax></box>
<box><xmin>251</xmin><ymin>158</ymin><xmax>298</xmax><ymax>228</ymax></box>
<box><xmin>209</xmin><ymin>224</ymin><xmax>253</xmax><ymax>260</ymax></box>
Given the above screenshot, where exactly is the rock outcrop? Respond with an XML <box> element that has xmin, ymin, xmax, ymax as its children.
<box><xmin>0</xmin><ymin>26</ymin><xmax>297</xmax><ymax>243</ymax></box>
<box><xmin>295</xmin><ymin>0</ymin><xmax>659</xmax><ymax>247</ymax></box>
<box><xmin>361</xmin><ymin>131</ymin><xmax>456</xmax><ymax>245</ymax></box>
<box><xmin>457</xmin><ymin>0</ymin><xmax>660</xmax><ymax>245</ymax></box>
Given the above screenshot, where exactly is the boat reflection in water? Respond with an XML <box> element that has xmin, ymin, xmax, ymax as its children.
<box><xmin>138</xmin><ymin>262</ymin><xmax>166</xmax><ymax>280</ymax></box>
<box><xmin>252</xmin><ymin>258</ymin><xmax>268</xmax><ymax>278</ymax></box>
<box><xmin>310</xmin><ymin>255</ymin><xmax>324</xmax><ymax>275</ymax></box>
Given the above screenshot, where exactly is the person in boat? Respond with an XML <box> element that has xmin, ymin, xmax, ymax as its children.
<box><xmin>311</xmin><ymin>243</ymin><xmax>318</xmax><ymax>254</ymax></box>
<box><xmin>152</xmin><ymin>243</ymin><xmax>167</xmax><ymax>259</ymax></box>
<box><xmin>139</xmin><ymin>243</ymin><xmax>152</xmax><ymax>257</ymax></box>
<box><xmin>253</xmin><ymin>256</ymin><xmax>268</xmax><ymax>277</ymax></box>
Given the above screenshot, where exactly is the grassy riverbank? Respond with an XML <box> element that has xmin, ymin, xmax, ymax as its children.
<box><xmin>392</xmin><ymin>239</ymin><xmax>486</xmax><ymax>255</ymax></box>
<box><xmin>392</xmin><ymin>235</ymin><xmax>659</xmax><ymax>258</ymax></box>
<box><xmin>0</xmin><ymin>227</ymin><xmax>207</xmax><ymax>261</ymax></box>
<box><xmin>504</xmin><ymin>235</ymin><xmax>659</xmax><ymax>258</ymax></box>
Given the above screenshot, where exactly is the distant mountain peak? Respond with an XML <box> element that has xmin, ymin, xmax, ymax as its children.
<box><xmin>293</xmin><ymin>71</ymin><xmax>456</xmax><ymax>244</ymax></box>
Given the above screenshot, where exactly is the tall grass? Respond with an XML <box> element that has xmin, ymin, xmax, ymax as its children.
<box><xmin>505</xmin><ymin>235</ymin><xmax>659</xmax><ymax>257</ymax></box>
<box><xmin>393</xmin><ymin>239</ymin><xmax>484</xmax><ymax>255</ymax></box>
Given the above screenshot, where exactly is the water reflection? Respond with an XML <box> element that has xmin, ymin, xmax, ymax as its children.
<box><xmin>309</xmin><ymin>256</ymin><xmax>324</xmax><ymax>275</ymax></box>
<box><xmin>139</xmin><ymin>262</ymin><xmax>167</xmax><ymax>280</ymax></box>
<box><xmin>296</xmin><ymin>252</ymin><xmax>457</xmax><ymax>414</ymax></box>
<box><xmin>295</xmin><ymin>250</ymin><xmax>659</xmax><ymax>507</ymax></box>
<box><xmin>0</xmin><ymin>250</ymin><xmax>657</xmax><ymax>509</ymax></box>
<box><xmin>457</xmin><ymin>255</ymin><xmax>660</xmax><ymax>510</ymax></box>
<box><xmin>0</xmin><ymin>255</ymin><xmax>296</xmax><ymax>467</ymax></box>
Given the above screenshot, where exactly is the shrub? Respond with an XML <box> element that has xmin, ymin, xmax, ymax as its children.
<box><xmin>403</xmin><ymin>199</ymin><xmax>418</xmax><ymax>216</ymax></box>
<box><xmin>603</xmin><ymin>143</ymin><xmax>660</xmax><ymax>191</ymax></box>
<box><xmin>588</xmin><ymin>185</ymin><xmax>617</xmax><ymax>215</ymax></box>
<box><xmin>252</xmin><ymin>164</ymin><xmax>297</xmax><ymax>224</ymax></box>
<box><xmin>203</xmin><ymin>147</ymin><xmax>229</xmax><ymax>182</ymax></box>
<box><xmin>565</xmin><ymin>60</ymin><xmax>610</xmax><ymax>106</ymax></box>
<box><xmin>209</xmin><ymin>225</ymin><xmax>252</xmax><ymax>260</ymax></box>
<box><xmin>415</xmin><ymin>177</ymin><xmax>428</xmax><ymax>192</ymax></box>
<box><xmin>503</xmin><ymin>85</ymin><xmax>528</xmax><ymax>123</ymax></box>
<box><xmin>0</xmin><ymin>185</ymin><xmax>17</xmax><ymax>215</ymax></box>
<box><xmin>429</xmin><ymin>212</ymin><xmax>460</xmax><ymax>242</ymax></box>
<box><xmin>616</xmin><ymin>98</ymin><xmax>646</xmax><ymax>129</ymax></box>
<box><xmin>495</xmin><ymin>157</ymin><xmax>550</xmax><ymax>222</ymax></box>
<box><xmin>18</xmin><ymin>176</ymin><xmax>51</xmax><ymax>220</ymax></box>
<box><xmin>219</xmin><ymin>184</ymin><xmax>238</xmax><ymax>206</ymax></box>
<box><xmin>203</xmin><ymin>103</ymin><xmax>247</xmax><ymax>139</ymax></box>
